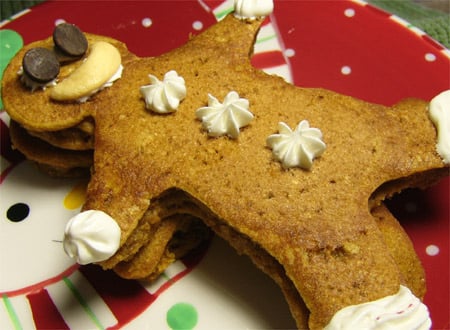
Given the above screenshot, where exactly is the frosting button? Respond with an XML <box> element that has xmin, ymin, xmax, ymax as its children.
<box><xmin>63</xmin><ymin>210</ymin><xmax>121</xmax><ymax>265</ymax></box>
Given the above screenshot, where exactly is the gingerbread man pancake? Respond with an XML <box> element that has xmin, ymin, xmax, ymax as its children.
<box><xmin>62</xmin><ymin>7</ymin><xmax>448</xmax><ymax>330</ymax></box>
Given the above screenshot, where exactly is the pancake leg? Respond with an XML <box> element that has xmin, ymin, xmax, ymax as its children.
<box><xmin>372</xmin><ymin>203</ymin><xmax>426</xmax><ymax>299</ymax></box>
<box><xmin>108</xmin><ymin>191</ymin><xmax>427</xmax><ymax>329</ymax></box>
<box><xmin>113</xmin><ymin>214</ymin><xmax>209</xmax><ymax>281</ymax></box>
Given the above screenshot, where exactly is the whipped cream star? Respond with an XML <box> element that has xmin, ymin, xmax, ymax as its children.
<box><xmin>196</xmin><ymin>91</ymin><xmax>254</xmax><ymax>139</ymax></box>
<box><xmin>266</xmin><ymin>120</ymin><xmax>326</xmax><ymax>170</ymax></box>
<box><xmin>140</xmin><ymin>70</ymin><xmax>186</xmax><ymax>114</ymax></box>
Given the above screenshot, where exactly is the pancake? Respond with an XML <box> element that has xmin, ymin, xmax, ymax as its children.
<box><xmin>27</xmin><ymin>117</ymin><xmax>94</xmax><ymax>150</ymax></box>
<box><xmin>9</xmin><ymin>120</ymin><xmax>92</xmax><ymax>177</ymax></box>
<box><xmin>113</xmin><ymin>213</ymin><xmax>210</xmax><ymax>282</ymax></box>
<box><xmin>371</xmin><ymin>204</ymin><xmax>426</xmax><ymax>299</ymax></box>
<box><xmin>74</xmin><ymin>13</ymin><xmax>447</xmax><ymax>328</ymax></box>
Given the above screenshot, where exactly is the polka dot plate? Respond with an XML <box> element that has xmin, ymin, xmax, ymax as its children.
<box><xmin>0</xmin><ymin>0</ymin><xmax>448</xmax><ymax>329</ymax></box>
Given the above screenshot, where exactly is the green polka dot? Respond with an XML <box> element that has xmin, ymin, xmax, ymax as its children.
<box><xmin>166</xmin><ymin>302</ymin><xmax>198</xmax><ymax>330</ymax></box>
<box><xmin>0</xmin><ymin>29</ymin><xmax>23</xmax><ymax>109</ymax></box>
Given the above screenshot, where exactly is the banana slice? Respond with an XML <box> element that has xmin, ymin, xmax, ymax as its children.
<box><xmin>50</xmin><ymin>41</ymin><xmax>121</xmax><ymax>101</ymax></box>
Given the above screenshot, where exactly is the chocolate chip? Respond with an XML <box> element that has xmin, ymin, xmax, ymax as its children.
<box><xmin>53</xmin><ymin>23</ymin><xmax>88</xmax><ymax>57</ymax></box>
<box><xmin>22</xmin><ymin>47</ymin><xmax>60</xmax><ymax>83</ymax></box>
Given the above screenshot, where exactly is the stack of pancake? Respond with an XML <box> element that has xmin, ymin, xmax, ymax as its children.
<box><xmin>3</xmin><ymin>24</ymin><xmax>136</xmax><ymax>177</ymax></box>
<box><xmin>8</xmin><ymin>119</ymin><xmax>93</xmax><ymax>177</ymax></box>
<box><xmin>2</xmin><ymin>8</ymin><xmax>449</xmax><ymax>330</ymax></box>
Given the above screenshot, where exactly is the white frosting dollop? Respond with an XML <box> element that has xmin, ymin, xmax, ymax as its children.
<box><xmin>429</xmin><ymin>89</ymin><xmax>450</xmax><ymax>164</ymax></box>
<box><xmin>234</xmin><ymin>0</ymin><xmax>274</xmax><ymax>19</ymax></box>
<box><xmin>63</xmin><ymin>210</ymin><xmax>121</xmax><ymax>265</ymax></box>
<box><xmin>266</xmin><ymin>120</ymin><xmax>326</xmax><ymax>169</ymax></box>
<box><xmin>140</xmin><ymin>70</ymin><xmax>187</xmax><ymax>114</ymax></box>
<box><xmin>17</xmin><ymin>66</ymin><xmax>57</xmax><ymax>91</ymax></box>
<box><xmin>196</xmin><ymin>91</ymin><xmax>254</xmax><ymax>139</ymax></box>
<box><xmin>324</xmin><ymin>285</ymin><xmax>431</xmax><ymax>330</ymax></box>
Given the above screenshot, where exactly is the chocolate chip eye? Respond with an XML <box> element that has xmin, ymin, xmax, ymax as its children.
<box><xmin>22</xmin><ymin>47</ymin><xmax>60</xmax><ymax>82</ymax></box>
<box><xmin>6</xmin><ymin>203</ymin><xmax>30</xmax><ymax>222</ymax></box>
<box><xmin>53</xmin><ymin>23</ymin><xmax>88</xmax><ymax>57</ymax></box>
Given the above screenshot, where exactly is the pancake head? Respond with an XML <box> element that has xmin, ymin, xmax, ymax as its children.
<box><xmin>2</xmin><ymin>33</ymin><xmax>137</xmax><ymax>132</ymax></box>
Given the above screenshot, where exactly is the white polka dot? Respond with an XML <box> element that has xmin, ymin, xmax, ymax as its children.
<box><xmin>54</xmin><ymin>18</ymin><xmax>66</xmax><ymax>26</ymax></box>
<box><xmin>344</xmin><ymin>8</ymin><xmax>355</xmax><ymax>18</ymax></box>
<box><xmin>341</xmin><ymin>66</ymin><xmax>352</xmax><ymax>75</ymax></box>
<box><xmin>192</xmin><ymin>21</ymin><xmax>203</xmax><ymax>31</ymax></box>
<box><xmin>425</xmin><ymin>53</ymin><xmax>436</xmax><ymax>62</ymax></box>
<box><xmin>425</xmin><ymin>244</ymin><xmax>440</xmax><ymax>256</ymax></box>
<box><xmin>285</xmin><ymin>48</ymin><xmax>295</xmax><ymax>58</ymax></box>
<box><xmin>142</xmin><ymin>17</ymin><xmax>152</xmax><ymax>28</ymax></box>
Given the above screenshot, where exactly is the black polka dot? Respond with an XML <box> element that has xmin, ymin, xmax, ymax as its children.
<box><xmin>7</xmin><ymin>203</ymin><xmax>30</xmax><ymax>222</ymax></box>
